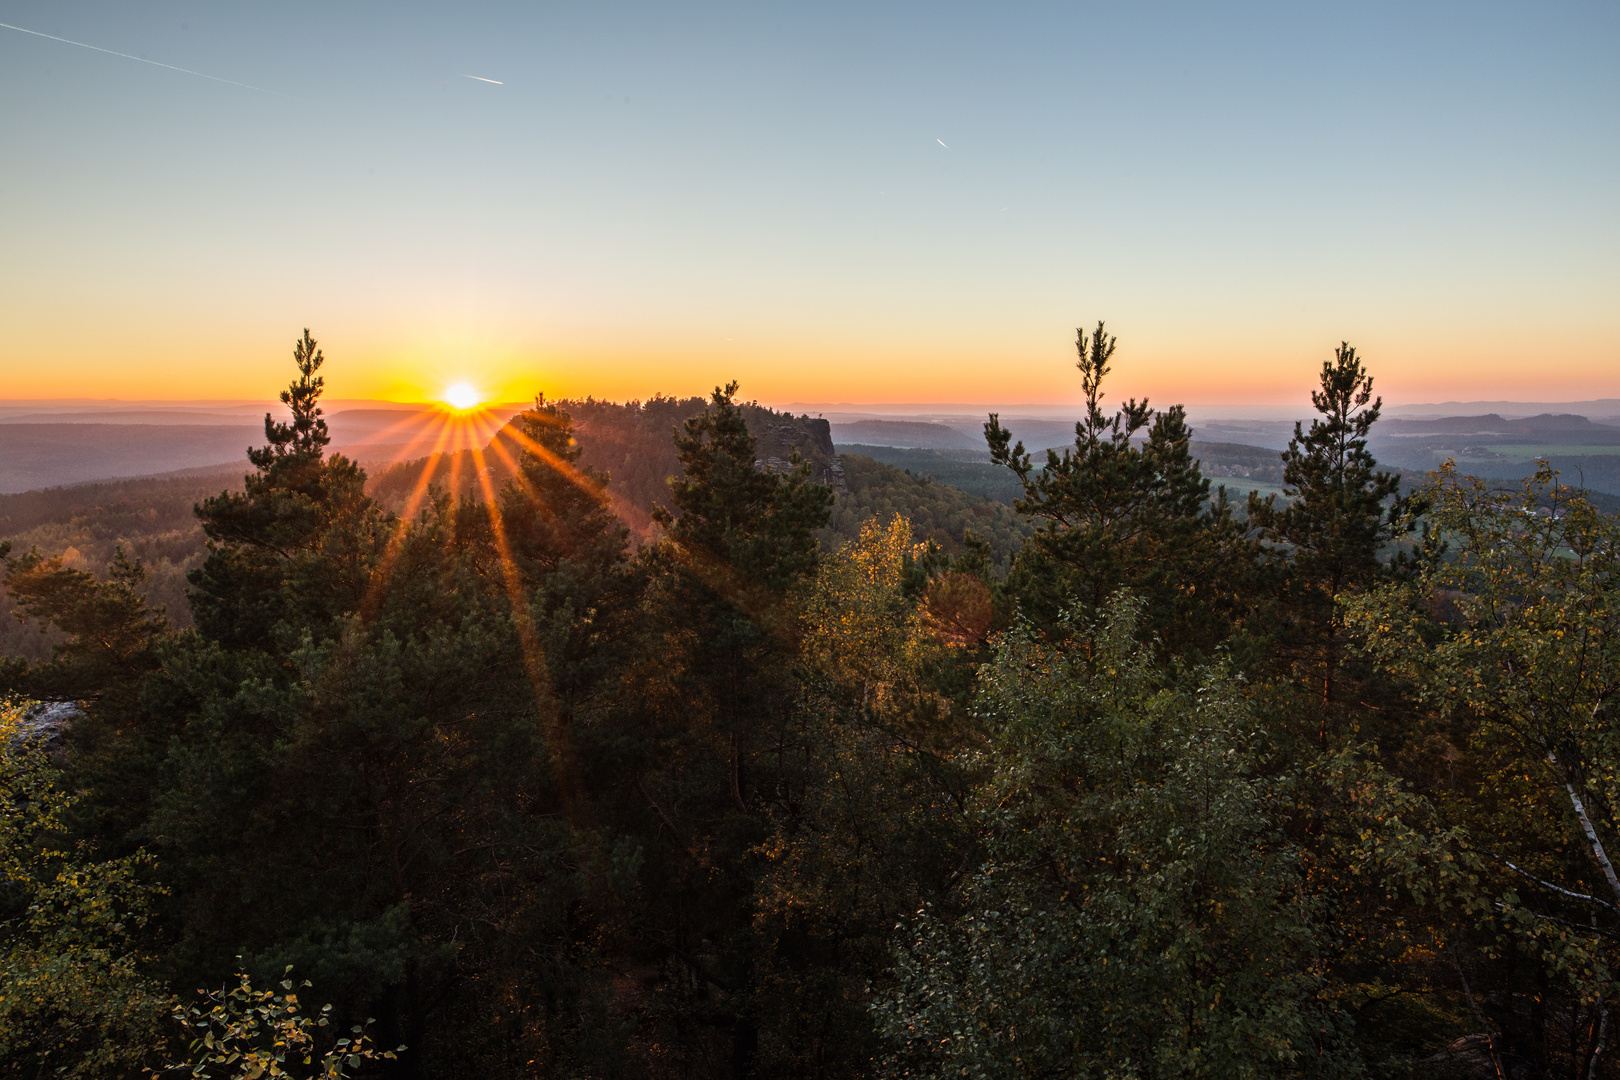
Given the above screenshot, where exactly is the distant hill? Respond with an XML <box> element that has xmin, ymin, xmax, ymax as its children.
<box><xmin>0</xmin><ymin>397</ymin><xmax>853</xmax><ymax>658</ymax></box>
<box><xmin>1188</xmin><ymin>420</ymin><xmax>1300</xmax><ymax>451</ymax></box>
<box><xmin>1369</xmin><ymin>412</ymin><xmax>1620</xmax><ymax>493</ymax></box>
<box><xmin>838</xmin><ymin>439</ymin><xmax>1290</xmax><ymax>505</ymax></box>
<box><xmin>12</xmin><ymin>395</ymin><xmax>1620</xmax><ymax>670</ymax></box>
<box><xmin>1442</xmin><ymin>455</ymin><xmax>1620</xmax><ymax>498</ymax></box>
<box><xmin>369</xmin><ymin>397</ymin><xmax>843</xmax><ymax>538</ymax></box>
<box><xmin>0</xmin><ymin>423</ymin><xmax>259</xmax><ymax>493</ymax></box>
<box><xmin>830</xmin><ymin>420</ymin><xmax>980</xmax><ymax>450</ymax></box>
<box><xmin>0</xmin><ymin>405</ymin><xmax>525</xmax><ymax>493</ymax></box>
<box><xmin>988</xmin><ymin>418</ymin><xmax>1084</xmax><ymax>454</ymax></box>
<box><xmin>1377</xmin><ymin>413</ymin><xmax>1620</xmax><ymax>441</ymax></box>
<box><xmin>1385</xmin><ymin>399</ymin><xmax>1620</xmax><ymax>419</ymax></box>
<box><xmin>1188</xmin><ymin>441</ymin><xmax>1286</xmax><ymax>485</ymax></box>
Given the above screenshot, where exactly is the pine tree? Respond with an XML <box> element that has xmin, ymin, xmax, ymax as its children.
<box><xmin>0</xmin><ymin>545</ymin><xmax>170</xmax><ymax>709</ymax></box>
<box><xmin>655</xmin><ymin>380</ymin><xmax>832</xmax><ymax>593</ymax></box>
<box><xmin>251</xmin><ymin>328</ymin><xmax>331</xmax><ymax>468</ymax></box>
<box><xmin>188</xmin><ymin>330</ymin><xmax>386</xmax><ymax>649</ymax></box>
<box><xmin>1248</xmin><ymin>342</ymin><xmax>1417</xmax><ymax>705</ymax></box>
<box><xmin>987</xmin><ymin>323</ymin><xmax>1249</xmax><ymax>653</ymax></box>
<box><xmin>624</xmin><ymin>383</ymin><xmax>834</xmax><ymax>1076</ymax></box>
<box><xmin>496</xmin><ymin>395</ymin><xmax>628</xmax><ymax>575</ymax></box>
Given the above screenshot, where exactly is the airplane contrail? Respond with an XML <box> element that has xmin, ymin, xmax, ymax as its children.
<box><xmin>0</xmin><ymin>21</ymin><xmax>291</xmax><ymax>97</ymax></box>
<box><xmin>937</xmin><ymin>138</ymin><xmax>948</xmax><ymax>148</ymax></box>
<box><xmin>461</xmin><ymin>74</ymin><xmax>503</xmax><ymax>85</ymax></box>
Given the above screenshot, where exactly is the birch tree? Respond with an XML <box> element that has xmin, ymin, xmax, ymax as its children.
<box><xmin>1345</xmin><ymin>462</ymin><xmax>1620</xmax><ymax>1073</ymax></box>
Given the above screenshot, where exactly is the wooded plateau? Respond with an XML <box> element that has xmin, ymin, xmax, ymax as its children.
<box><xmin>4</xmin><ymin>326</ymin><xmax>1620</xmax><ymax>1080</ymax></box>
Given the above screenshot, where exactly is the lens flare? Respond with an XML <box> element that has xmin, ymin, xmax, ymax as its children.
<box><xmin>444</xmin><ymin>382</ymin><xmax>481</xmax><ymax>410</ymax></box>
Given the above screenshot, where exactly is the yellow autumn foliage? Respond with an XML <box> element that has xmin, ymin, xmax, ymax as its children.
<box><xmin>800</xmin><ymin>514</ymin><xmax>935</xmax><ymax>712</ymax></box>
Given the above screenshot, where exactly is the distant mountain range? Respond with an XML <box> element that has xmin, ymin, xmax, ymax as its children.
<box><xmin>1383</xmin><ymin>399</ymin><xmax>1620</xmax><ymax>423</ymax></box>
<box><xmin>829</xmin><ymin>420</ymin><xmax>981</xmax><ymax>450</ymax></box>
<box><xmin>0</xmin><ymin>405</ymin><xmax>523</xmax><ymax>493</ymax></box>
<box><xmin>2</xmin><ymin>397</ymin><xmax>1619</xmax><ymax>496</ymax></box>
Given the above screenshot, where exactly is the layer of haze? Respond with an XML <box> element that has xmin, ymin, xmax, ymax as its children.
<box><xmin>1</xmin><ymin>1</ymin><xmax>1615</xmax><ymax>409</ymax></box>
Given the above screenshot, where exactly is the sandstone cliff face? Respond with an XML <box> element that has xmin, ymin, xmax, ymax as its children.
<box><xmin>742</xmin><ymin>409</ymin><xmax>845</xmax><ymax>492</ymax></box>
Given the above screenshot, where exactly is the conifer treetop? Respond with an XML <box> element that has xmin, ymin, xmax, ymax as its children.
<box><xmin>248</xmin><ymin>329</ymin><xmax>331</xmax><ymax>471</ymax></box>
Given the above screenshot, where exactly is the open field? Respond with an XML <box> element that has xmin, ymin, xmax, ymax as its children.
<box><xmin>1473</xmin><ymin>444</ymin><xmax>1620</xmax><ymax>461</ymax></box>
<box><xmin>1209</xmin><ymin>478</ymin><xmax>1291</xmax><ymax>504</ymax></box>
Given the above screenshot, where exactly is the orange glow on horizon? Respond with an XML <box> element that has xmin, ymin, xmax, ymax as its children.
<box><xmin>1</xmin><ymin>317</ymin><xmax>1615</xmax><ymax>409</ymax></box>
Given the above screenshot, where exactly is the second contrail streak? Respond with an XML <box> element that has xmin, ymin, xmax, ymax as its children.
<box><xmin>0</xmin><ymin>21</ymin><xmax>290</xmax><ymax>97</ymax></box>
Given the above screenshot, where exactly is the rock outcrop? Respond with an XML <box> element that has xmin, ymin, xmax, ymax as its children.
<box><xmin>744</xmin><ymin>409</ymin><xmax>845</xmax><ymax>492</ymax></box>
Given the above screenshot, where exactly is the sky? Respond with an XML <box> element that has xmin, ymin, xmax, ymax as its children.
<box><xmin>1</xmin><ymin>1</ymin><xmax>1616</xmax><ymax>410</ymax></box>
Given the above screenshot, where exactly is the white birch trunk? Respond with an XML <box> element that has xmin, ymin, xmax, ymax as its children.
<box><xmin>1549</xmin><ymin>750</ymin><xmax>1620</xmax><ymax>908</ymax></box>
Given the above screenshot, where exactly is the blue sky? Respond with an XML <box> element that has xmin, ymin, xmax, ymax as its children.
<box><xmin>1</xmin><ymin>1</ymin><xmax>1615</xmax><ymax>406</ymax></box>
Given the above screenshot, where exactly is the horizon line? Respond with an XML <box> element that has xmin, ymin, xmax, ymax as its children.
<box><xmin>3</xmin><ymin>395</ymin><xmax>1618</xmax><ymax>415</ymax></box>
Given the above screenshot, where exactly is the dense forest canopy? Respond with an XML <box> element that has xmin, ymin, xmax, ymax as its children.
<box><xmin>4</xmin><ymin>325</ymin><xmax>1620</xmax><ymax>1079</ymax></box>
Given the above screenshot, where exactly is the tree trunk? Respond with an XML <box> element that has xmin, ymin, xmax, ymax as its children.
<box><xmin>1549</xmin><ymin>751</ymin><xmax>1620</xmax><ymax>907</ymax></box>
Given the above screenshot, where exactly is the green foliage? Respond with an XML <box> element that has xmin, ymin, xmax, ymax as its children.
<box><xmin>823</xmin><ymin>455</ymin><xmax>1033</xmax><ymax>571</ymax></box>
<box><xmin>13</xmin><ymin>324</ymin><xmax>1620</xmax><ymax>1077</ymax></box>
<box><xmin>656</xmin><ymin>381</ymin><xmax>833</xmax><ymax>592</ymax></box>
<box><xmin>153</xmin><ymin>968</ymin><xmax>399</xmax><ymax>1080</ymax></box>
<box><xmin>987</xmin><ymin>323</ymin><xmax>1252</xmax><ymax>653</ymax></box>
<box><xmin>1348</xmin><ymin>464</ymin><xmax>1620</xmax><ymax>827</ymax></box>
<box><xmin>832</xmin><ymin>445</ymin><xmax>1027</xmax><ymax>503</ymax></box>
<box><xmin>0</xmin><ymin>544</ymin><xmax>173</xmax><ymax>706</ymax></box>
<box><xmin>0</xmin><ymin>544</ymin><xmax>180</xmax><ymax>847</ymax></box>
<box><xmin>1345</xmin><ymin>462</ymin><xmax>1620</xmax><ymax>1074</ymax></box>
<box><xmin>0</xmin><ymin>701</ymin><xmax>171</xmax><ymax>1079</ymax></box>
<box><xmin>748</xmin><ymin>516</ymin><xmax>980</xmax><ymax>1075</ymax></box>
<box><xmin>1247</xmin><ymin>343</ymin><xmax>1422</xmax><ymax>706</ymax></box>
<box><xmin>40</xmin><ymin>334</ymin><xmax>648</xmax><ymax>1076</ymax></box>
<box><xmin>874</xmin><ymin>596</ymin><xmax>1357</xmax><ymax>1079</ymax></box>
<box><xmin>592</xmin><ymin>382</ymin><xmax>846</xmax><ymax>1075</ymax></box>
<box><xmin>0</xmin><ymin>472</ymin><xmax>229</xmax><ymax>659</ymax></box>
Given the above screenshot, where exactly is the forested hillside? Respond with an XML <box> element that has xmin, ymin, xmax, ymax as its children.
<box><xmin>826</xmin><ymin>454</ymin><xmax>1032</xmax><ymax>568</ymax></box>
<box><xmin>0</xmin><ymin>400</ymin><xmax>1017</xmax><ymax>661</ymax></box>
<box><xmin>834</xmin><ymin>444</ymin><xmax>1027</xmax><ymax>502</ymax></box>
<box><xmin>0</xmin><ymin>468</ymin><xmax>242</xmax><ymax>658</ymax></box>
<box><xmin>5</xmin><ymin>327</ymin><xmax>1620</xmax><ymax>1079</ymax></box>
<box><xmin>841</xmin><ymin>439</ymin><xmax>1292</xmax><ymax>505</ymax></box>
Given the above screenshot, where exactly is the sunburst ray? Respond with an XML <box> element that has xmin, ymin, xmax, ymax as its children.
<box><xmin>357</xmin><ymin>411</ymin><xmax>461</xmax><ymax>621</ymax></box>
<box><xmin>491</xmin><ymin>418</ymin><xmax>613</xmax><ymax>506</ymax></box>
<box><xmin>470</xmin><ymin>442</ymin><xmax>591</xmax><ymax>826</ymax></box>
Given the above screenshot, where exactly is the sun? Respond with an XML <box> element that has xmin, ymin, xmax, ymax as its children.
<box><xmin>443</xmin><ymin>382</ymin><xmax>482</xmax><ymax>411</ymax></box>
